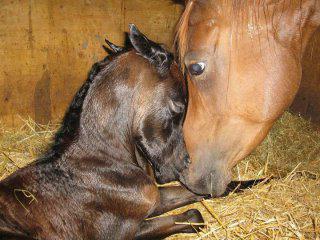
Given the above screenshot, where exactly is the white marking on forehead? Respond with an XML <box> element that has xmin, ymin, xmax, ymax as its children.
<box><xmin>247</xmin><ymin>9</ymin><xmax>263</xmax><ymax>39</ymax></box>
<box><xmin>207</xmin><ymin>19</ymin><xmax>215</xmax><ymax>27</ymax></box>
<box><xmin>247</xmin><ymin>23</ymin><xmax>262</xmax><ymax>39</ymax></box>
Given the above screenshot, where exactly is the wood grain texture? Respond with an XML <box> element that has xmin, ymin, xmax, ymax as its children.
<box><xmin>291</xmin><ymin>28</ymin><xmax>320</xmax><ymax>126</ymax></box>
<box><xmin>0</xmin><ymin>1</ymin><xmax>319</xmax><ymax>126</ymax></box>
<box><xmin>0</xmin><ymin>0</ymin><xmax>183</xmax><ymax>126</ymax></box>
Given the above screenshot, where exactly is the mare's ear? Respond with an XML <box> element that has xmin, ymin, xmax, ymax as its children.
<box><xmin>129</xmin><ymin>24</ymin><xmax>173</xmax><ymax>75</ymax></box>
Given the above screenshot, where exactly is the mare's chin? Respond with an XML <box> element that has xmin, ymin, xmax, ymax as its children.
<box><xmin>178</xmin><ymin>174</ymin><xmax>228</xmax><ymax>197</ymax></box>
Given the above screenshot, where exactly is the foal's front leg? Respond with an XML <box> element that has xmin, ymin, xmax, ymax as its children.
<box><xmin>135</xmin><ymin>209</ymin><xmax>204</xmax><ymax>240</ymax></box>
<box><xmin>133</xmin><ymin>185</ymin><xmax>204</xmax><ymax>240</ymax></box>
<box><xmin>149</xmin><ymin>185</ymin><xmax>203</xmax><ymax>217</ymax></box>
<box><xmin>150</xmin><ymin>178</ymin><xmax>269</xmax><ymax>217</ymax></box>
<box><xmin>134</xmin><ymin>179</ymin><xmax>268</xmax><ymax>239</ymax></box>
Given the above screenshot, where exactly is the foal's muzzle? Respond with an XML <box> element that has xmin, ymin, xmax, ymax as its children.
<box><xmin>155</xmin><ymin>154</ymin><xmax>191</xmax><ymax>184</ymax></box>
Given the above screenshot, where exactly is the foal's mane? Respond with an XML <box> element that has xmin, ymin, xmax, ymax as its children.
<box><xmin>45</xmin><ymin>61</ymin><xmax>103</xmax><ymax>161</ymax></box>
<box><xmin>44</xmin><ymin>51</ymin><xmax>125</xmax><ymax>161</ymax></box>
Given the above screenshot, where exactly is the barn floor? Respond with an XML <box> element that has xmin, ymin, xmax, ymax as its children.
<box><xmin>0</xmin><ymin>112</ymin><xmax>319</xmax><ymax>239</ymax></box>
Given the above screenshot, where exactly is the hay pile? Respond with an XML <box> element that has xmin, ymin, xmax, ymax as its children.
<box><xmin>0</xmin><ymin>112</ymin><xmax>319</xmax><ymax>239</ymax></box>
<box><xmin>0</xmin><ymin>117</ymin><xmax>57</xmax><ymax>180</ymax></box>
<box><xmin>169</xmin><ymin>112</ymin><xmax>320</xmax><ymax>240</ymax></box>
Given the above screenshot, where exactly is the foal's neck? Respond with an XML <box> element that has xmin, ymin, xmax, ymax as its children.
<box><xmin>64</xmin><ymin>59</ymin><xmax>138</xmax><ymax>166</ymax></box>
<box><xmin>66</xmin><ymin>126</ymin><xmax>134</xmax><ymax>164</ymax></box>
<box><xmin>46</xmin><ymin>53</ymin><xmax>142</xmax><ymax>169</ymax></box>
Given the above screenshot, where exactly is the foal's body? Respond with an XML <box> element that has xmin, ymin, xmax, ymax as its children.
<box><xmin>0</xmin><ymin>25</ymin><xmax>203</xmax><ymax>240</ymax></box>
<box><xmin>0</xmin><ymin>149</ymin><xmax>157</xmax><ymax>239</ymax></box>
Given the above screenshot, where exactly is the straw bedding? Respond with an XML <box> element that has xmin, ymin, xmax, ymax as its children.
<box><xmin>0</xmin><ymin>112</ymin><xmax>319</xmax><ymax>239</ymax></box>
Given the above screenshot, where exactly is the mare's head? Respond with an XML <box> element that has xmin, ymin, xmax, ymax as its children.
<box><xmin>176</xmin><ymin>0</ymin><xmax>320</xmax><ymax>196</ymax></box>
<box><xmin>76</xmin><ymin>25</ymin><xmax>189</xmax><ymax>184</ymax></box>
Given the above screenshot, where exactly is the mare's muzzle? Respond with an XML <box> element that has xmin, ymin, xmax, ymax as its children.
<box><xmin>179</xmin><ymin>162</ymin><xmax>232</xmax><ymax>197</ymax></box>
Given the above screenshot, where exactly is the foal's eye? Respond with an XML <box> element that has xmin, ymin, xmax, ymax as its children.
<box><xmin>188</xmin><ymin>62</ymin><xmax>206</xmax><ymax>76</ymax></box>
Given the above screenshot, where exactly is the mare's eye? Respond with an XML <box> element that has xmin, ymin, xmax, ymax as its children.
<box><xmin>188</xmin><ymin>62</ymin><xmax>206</xmax><ymax>76</ymax></box>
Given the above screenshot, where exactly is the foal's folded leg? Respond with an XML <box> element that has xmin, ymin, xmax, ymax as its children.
<box><xmin>135</xmin><ymin>209</ymin><xmax>204</xmax><ymax>240</ymax></box>
<box><xmin>149</xmin><ymin>178</ymin><xmax>269</xmax><ymax>217</ymax></box>
<box><xmin>149</xmin><ymin>185</ymin><xmax>203</xmax><ymax>217</ymax></box>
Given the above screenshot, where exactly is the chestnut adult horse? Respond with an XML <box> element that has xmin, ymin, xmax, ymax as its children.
<box><xmin>176</xmin><ymin>0</ymin><xmax>320</xmax><ymax>196</ymax></box>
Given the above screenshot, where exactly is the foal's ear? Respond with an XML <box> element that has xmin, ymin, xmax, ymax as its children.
<box><xmin>172</xmin><ymin>0</ymin><xmax>187</xmax><ymax>5</ymax></box>
<box><xmin>129</xmin><ymin>24</ymin><xmax>155</xmax><ymax>59</ymax></box>
<box><xmin>105</xmin><ymin>39</ymin><xmax>124</xmax><ymax>53</ymax></box>
<box><xmin>129</xmin><ymin>24</ymin><xmax>173</xmax><ymax>74</ymax></box>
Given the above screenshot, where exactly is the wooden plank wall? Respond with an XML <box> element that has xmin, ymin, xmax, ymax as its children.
<box><xmin>291</xmin><ymin>28</ymin><xmax>320</xmax><ymax>126</ymax></box>
<box><xmin>0</xmin><ymin>0</ymin><xmax>183</xmax><ymax>126</ymax></box>
<box><xmin>0</xmin><ymin>1</ymin><xmax>319</xmax><ymax>127</ymax></box>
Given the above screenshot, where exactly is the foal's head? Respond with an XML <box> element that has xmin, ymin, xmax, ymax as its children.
<box><xmin>78</xmin><ymin>25</ymin><xmax>189</xmax><ymax>184</ymax></box>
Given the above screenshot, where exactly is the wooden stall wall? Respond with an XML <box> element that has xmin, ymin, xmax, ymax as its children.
<box><xmin>0</xmin><ymin>0</ymin><xmax>183</xmax><ymax>126</ymax></box>
<box><xmin>291</xmin><ymin>28</ymin><xmax>320</xmax><ymax>126</ymax></box>
<box><xmin>1</xmin><ymin>1</ymin><xmax>319</xmax><ymax>127</ymax></box>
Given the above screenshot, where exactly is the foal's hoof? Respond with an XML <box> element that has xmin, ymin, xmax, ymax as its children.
<box><xmin>181</xmin><ymin>209</ymin><xmax>204</xmax><ymax>233</ymax></box>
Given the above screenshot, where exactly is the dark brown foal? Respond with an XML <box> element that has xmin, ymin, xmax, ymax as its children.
<box><xmin>0</xmin><ymin>25</ymin><xmax>203</xmax><ymax>240</ymax></box>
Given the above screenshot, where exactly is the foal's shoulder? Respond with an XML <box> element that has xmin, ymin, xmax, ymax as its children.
<box><xmin>109</xmin><ymin>163</ymin><xmax>160</xmax><ymax>218</ymax></box>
